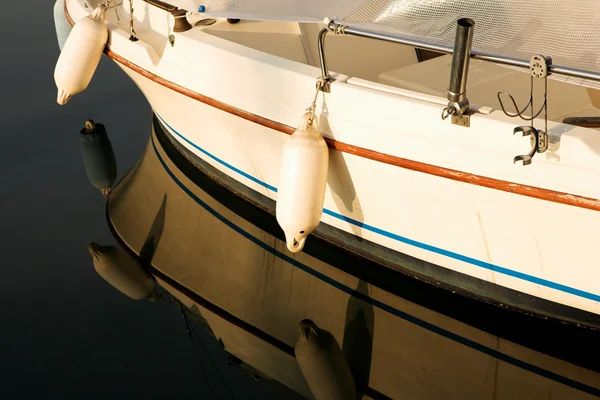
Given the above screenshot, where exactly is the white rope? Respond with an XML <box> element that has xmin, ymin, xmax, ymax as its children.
<box><xmin>307</xmin><ymin>80</ymin><xmax>325</xmax><ymax>125</ymax></box>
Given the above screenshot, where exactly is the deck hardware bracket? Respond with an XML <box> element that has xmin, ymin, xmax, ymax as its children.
<box><xmin>512</xmin><ymin>126</ymin><xmax>548</xmax><ymax>166</ymax></box>
<box><xmin>442</xmin><ymin>18</ymin><xmax>475</xmax><ymax>127</ymax></box>
<box><xmin>451</xmin><ymin>112</ymin><xmax>471</xmax><ymax>128</ymax></box>
<box><xmin>316</xmin><ymin>27</ymin><xmax>336</xmax><ymax>93</ymax></box>
<box><xmin>317</xmin><ymin>75</ymin><xmax>333</xmax><ymax>94</ymax></box>
<box><xmin>498</xmin><ymin>54</ymin><xmax>550</xmax><ymax>165</ymax></box>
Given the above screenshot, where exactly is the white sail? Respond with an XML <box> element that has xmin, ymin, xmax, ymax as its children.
<box><xmin>191</xmin><ymin>0</ymin><xmax>600</xmax><ymax>88</ymax></box>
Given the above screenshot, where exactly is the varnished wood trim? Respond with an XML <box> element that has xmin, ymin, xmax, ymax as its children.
<box><xmin>143</xmin><ymin>0</ymin><xmax>178</xmax><ymax>12</ymax></box>
<box><xmin>110</xmin><ymin>49</ymin><xmax>296</xmax><ymax>135</ymax></box>
<box><xmin>563</xmin><ymin>117</ymin><xmax>600</xmax><ymax>128</ymax></box>
<box><xmin>324</xmin><ymin>139</ymin><xmax>600</xmax><ymax>210</ymax></box>
<box><xmin>64</xmin><ymin>3</ymin><xmax>600</xmax><ymax>212</ymax></box>
<box><xmin>107</xmin><ymin>49</ymin><xmax>297</xmax><ymax>135</ymax></box>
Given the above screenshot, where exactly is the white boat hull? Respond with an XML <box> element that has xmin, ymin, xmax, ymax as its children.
<box><xmin>119</xmin><ymin>64</ymin><xmax>600</xmax><ymax>319</ymax></box>
<box><xmin>64</xmin><ymin>0</ymin><xmax>600</xmax><ymax>321</ymax></box>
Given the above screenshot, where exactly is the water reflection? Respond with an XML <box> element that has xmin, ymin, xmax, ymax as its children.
<box><xmin>90</xmin><ymin>114</ymin><xmax>600</xmax><ymax>399</ymax></box>
<box><xmin>139</xmin><ymin>193</ymin><xmax>167</xmax><ymax>263</ymax></box>
<box><xmin>342</xmin><ymin>280</ymin><xmax>374</xmax><ymax>396</ymax></box>
<box><xmin>79</xmin><ymin>119</ymin><xmax>117</xmax><ymax>197</ymax></box>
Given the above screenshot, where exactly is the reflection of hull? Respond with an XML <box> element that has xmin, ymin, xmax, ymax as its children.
<box><xmin>106</xmin><ymin>115</ymin><xmax>600</xmax><ymax>399</ymax></box>
<box><xmin>64</xmin><ymin>0</ymin><xmax>600</xmax><ymax>326</ymax></box>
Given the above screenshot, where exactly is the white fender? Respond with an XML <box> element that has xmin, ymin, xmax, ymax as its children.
<box><xmin>276</xmin><ymin>113</ymin><xmax>329</xmax><ymax>252</ymax></box>
<box><xmin>54</xmin><ymin>4</ymin><xmax>108</xmax><ymax>105</ymax></box>
<box><xmin>88</xmin><ymin>243</ymin><xmax>155</xmax><ymax>300</ymax></box>
<box><xmin>295</xmin><ymin>319</ymin><xmax>356</xmax><ymax>400</ymax></box>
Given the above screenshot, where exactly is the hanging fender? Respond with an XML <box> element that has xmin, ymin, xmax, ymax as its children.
<box><xmin>54</xmin><ymin>4</ymin><xmax>108</xmax><ymax>105</ymax></box>
<box><xmin>276</xmin><ymin>112</ymin><xmax>329</xmax><ymax>253</ymax></box>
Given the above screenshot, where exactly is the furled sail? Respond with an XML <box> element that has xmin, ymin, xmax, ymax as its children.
<box><xmin>190</xmin><ymin>0</ymin><xmax>600</xmax><ymax>88</ymax></box>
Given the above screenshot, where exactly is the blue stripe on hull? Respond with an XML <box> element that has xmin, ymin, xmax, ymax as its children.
<box><xmin>149</xmin><ymin>131</ymin><xmax>600</xmax><ymax>396</ymax></box>
<box><xmin>155</xmin><ymin>113</ymin><xmax>600</xmax><ymax>303</ymax></box>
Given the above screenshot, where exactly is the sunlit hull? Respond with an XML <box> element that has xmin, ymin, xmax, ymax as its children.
<box><xmin>105</xmin><ymin>117</ymin><xmax>600</xmax><ymax>398</ymax></box>
<box><xmin>63</xmin><ymin>0</ymin><xmax>600</xmax><ymax>325</ymax></box>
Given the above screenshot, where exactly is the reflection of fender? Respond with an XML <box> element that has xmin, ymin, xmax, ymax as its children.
<box><xmin>53</xmin><ymin>0</ymin><xmax>72</xmax><ymax>50</ymax></box>
<box><xmin>295</xmin><ymin>319</ymin><xmax>356</xmax><ymax>400</ymax></box>
<box><xmin>79</xmin><ymin>120</ymin><xmax>117</xmax><ymax>197</ymax></box>
<box><xmin>88</xmin><ymin>243</ymin><xmax>156</xmax><ymax>300</ymax></box>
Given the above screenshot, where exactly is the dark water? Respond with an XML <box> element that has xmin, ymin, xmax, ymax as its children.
<box><xmin>2</xmin><ymin>2</ymin><xmax>600</xmax><ymax>399</ymax></box>
<box><xmin>0</xmin><ymin>2</ymin><xmax>270</xmax><ymax>397</ymax></box>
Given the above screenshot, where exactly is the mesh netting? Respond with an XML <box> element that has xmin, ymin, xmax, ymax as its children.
<box><xmin>191</xmin><ymin>0</ymin><xmax>600</xmax><ymax>87</ymax></box>
<box><xmin>340</xmin><ymin>0</ymin><xmax>600</xmax><ymax>87</ymax></box>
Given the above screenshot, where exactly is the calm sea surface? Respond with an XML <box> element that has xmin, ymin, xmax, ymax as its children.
<box><xmin>0</xmin><ymin>2</ymin><xmax>269</xmax><ymax>397</ymax></box>
<box><xmin>1</xmin><ymin>2</ymin><xmax>599</xmax><ymax>399</ymax></box>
